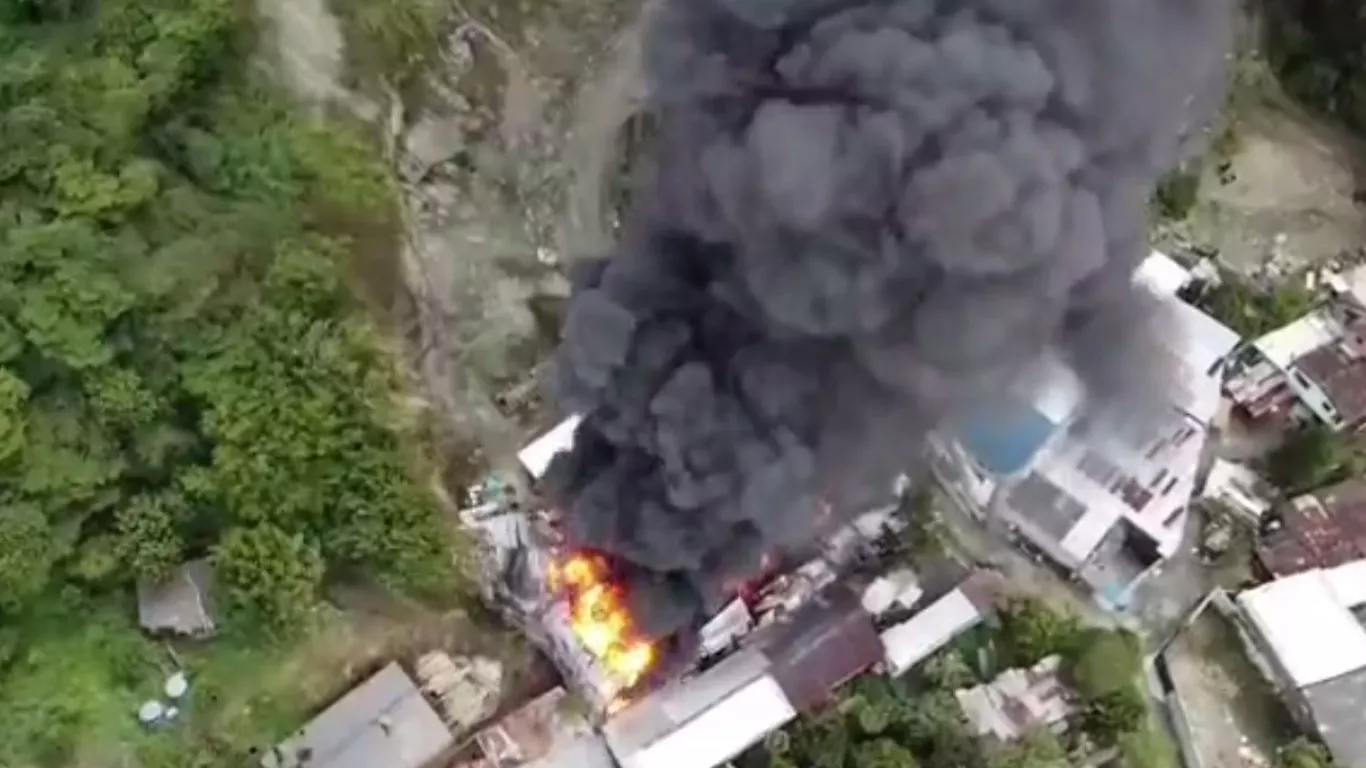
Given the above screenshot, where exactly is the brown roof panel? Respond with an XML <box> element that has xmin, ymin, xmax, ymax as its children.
<box><xmin>1259</xmin><ymin>479</ymin><xmax>1366</xmax><ymax>576</ymax></box>
<box><xmin>761</xmin><ymin>587</ymin><xmax>884</xmax><ymax>712</ymax></box>
<box><xmin>1297</xmin><ymin>343</ymin><xmax>1366</xmax><ymax>429</ymax></box>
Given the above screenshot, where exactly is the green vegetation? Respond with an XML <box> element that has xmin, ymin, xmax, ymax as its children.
<box><xmin>743</xmin><ymin>597</ymin><xmax>1171</xmax><ymax>768</ymax></box>
<box><xmin>1261</xmin><ymin>0</ymin><xmax>1366</xmax><ymax>135</ymax></box>
<box><xmin>1153</xmin><ymin>170</ymin><xmax>1201</xmax><ymax>221</ymax></box>
<box><xmin>1267</xmin><ymin>421</ymin><xmax>1363</xmax><ymax>494</ymax></box>
<box><xmin>1275</xmin><ymin>737</ymin><xmax>1338</xmax><ymax>768</ymax></box>
<box><xmin>331</xmin><ymin>0</ymin><xmax>442</xmax><ymax>92</ymax></box>
<box><xmin>0</xmin><ymin>0</ymin><xmax>463</xmax><ymax>764</ymax></box>
<box><xmin>1195</xmin><ymin>278</ymin><xmax>1316</xmax><ymax>339</ymax></box>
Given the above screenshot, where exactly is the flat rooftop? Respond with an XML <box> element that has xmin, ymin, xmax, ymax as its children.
<box><xmin>1239</xmin><ymin>564</ymin><xmax>1366</xmax><ymax>688</ymax></box>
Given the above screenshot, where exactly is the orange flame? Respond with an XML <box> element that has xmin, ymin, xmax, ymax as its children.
<box><xmin>549</xmin><ymin>553</ymin><xmax>657</xmax><ymax>687</ymax></box>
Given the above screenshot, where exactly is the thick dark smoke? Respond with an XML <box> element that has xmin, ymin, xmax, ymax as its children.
<box><xmin>543</xmin><ymin>0</ymin><xmax>1231</xmax><ymax>637</ymax></box>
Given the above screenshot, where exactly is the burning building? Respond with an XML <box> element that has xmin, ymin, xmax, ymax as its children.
<box><xmin>467</xmin><ymin>0</ymin><xmax>1231</xmax><ymax>763</ymax></box>
<box><xmin>460</xmin><ymin>416</ymin><xmax>907</xmax><ymax>714</ymax></box>
<box><xmin>541</xmin><ymin>0</ymin><xmax>1232</xmax><ymax>656</ymax></box>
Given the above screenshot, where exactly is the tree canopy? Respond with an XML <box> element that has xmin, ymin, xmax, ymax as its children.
<box><xmin>743</xmin><ymin>600</ymin><xmax>1169</xmax><ymax>768</ymax></box>
<box><xmin>1267</xmin><ymin>421</ymin><xmax>1360</xmax><ymax>494</ymax></box>
<box><xmin>0</xmin><ymin>0</ymin><xmax>457</xmax><ymax>763</ymax></box>
<box><xmin>1262</xmin><ymin>0</ymin><xmax>1366</xmax><ymax>134</ymax></box>
<box><xmin>1275</xmin><ymin>738</ymin><xmax>1337</xmax><ymax>768</ymax></box>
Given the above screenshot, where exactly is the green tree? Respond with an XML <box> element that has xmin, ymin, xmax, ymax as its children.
<box><xmin>985</xmin><ymin>729</ymin><xmax>1068</xmax><ymax>768</ymax></box>
<box><xmin>1198</xmin><ymin>280</ymin><xmax>1315</xmax><ymax>339</ymax></box>
<box><xmin>0</xmin><ymin>0</ymin><xmax>461</xmax><ymax>762</ymax></box>
<box><xmin>1065</xmin><ymin>628</ymin><xmax>1142</xmax><ymax>700</ymax></box>
<box><xmin>1081</xmin><ymin>685</ymin><xmax>1148</xmax><ymax>744</ymax></box>
<box><xmin>921</xmin><ymin>647</ymin><xmax>977</xmax><ymax>690</ymax></box>
<box><xmin>215</xmin><ymin>524</ymin><xmax>324</xmax><ymax>636</ymax></box>
<box><xmin>1267</xmin><ymin>422</ymin><xmax>1355</xmax><ymax>494</ymax></box>
<box><xmin>999</xmin><ymin>598</ymin><xmax>1083</xmax><ymax>667</ymax></box>
<box><xmin>1263</xmin><ymin>0</ymin><xmax>1366</xmax><ymax>135</ymax></box>
<box><xmin>853</xmin><ymin>738</ymin><xmax>918</xmax><ymax>768</ymax></box>
<box><xmin>0</xmin><ymin>502</ymin><xmax>59</xmax><ymax>613</ymax></box>
<box><xmin>113</xmin><ymin>491</ymin><xmax>186</xmax><ymax>581</ymax></box>
<box><xmin>1153</xmin><ymin>170</ymin><xmax>1200</xmax><ymax>220</ymax></box>
<box><xmin>900</xmin><ymin>690</ymin><xmax>981</xmax><ymax>768</ymax></box>
<box><xmin>0</xmin><ymin>371</ymin><xmax>29</xmax><ymax>464</ymax></box>
<box><xmin>1116</xmin><ymin>723</ymin><xmax>1179</xmax><ymax>768</ymax></box>
<box><xmin>1275</xmin><ymin>737</ymin><xmax>1335</xmax><ymax>768</ymax></box>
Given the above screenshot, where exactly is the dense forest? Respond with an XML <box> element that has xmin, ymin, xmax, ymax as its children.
<box><xmin>1262</xmin><ymin>0</ymin><xmax>1366</xmax><ymax>133</ymax></box>
<box><xmin>0</xmin><ymin>0</ymin><xmax>454</xmax><ymax>764</ymax></box>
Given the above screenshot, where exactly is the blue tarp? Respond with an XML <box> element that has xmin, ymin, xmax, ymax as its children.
<box><xmin>957</xmin><ymin>398</ymin><xmax>1061</xmax><ymax>477</ymax></box>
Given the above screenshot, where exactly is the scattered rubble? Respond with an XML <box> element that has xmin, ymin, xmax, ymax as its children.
<box><xmin>414</xmin><ymin>652</ymin><xmax>504</xmax><ymax>730</ymax></box>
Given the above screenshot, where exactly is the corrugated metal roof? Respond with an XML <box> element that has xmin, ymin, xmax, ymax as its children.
<box><xmin>262</xmin><ymin>662</ymin><xmax>454</xmax><ymax>768</ymax></box>
<box><xmin>1259</xmin><ymin>480</ymin><xmax>1366</xmax><ymax>576</ymax></box>
<box><xmin>1324</xmin><ymin>559</ymin><xmax>1366</xmax><ymax>610</ymax></box>
<box><xmin>137</xmin><ymin>558</ymin><xmax>217</xmax><ymax>636</ymax></box>
<box><xmin>1240</xmin><ymin>568</ymin><xmax>1366</xmax><ymax>688</ymax></box>
<box><xmin>1253</xmin><ymin>310</ymin><xmax>1340</xmax><ymax>369</ymax></box>
<box><xmin>762</xmin><ymin>589</ymin><xmax>884</xmax><ymax>711</ymax></box>
<box><xmin>879</xmin><ymin>588</ymin><xmax>984</xmax><ymax>678</ymax></box>
<box><xmin>609</xmin><ymin>674</ymin><xmax>796</xmax><ymax>768</ymax></box>
<box><xmin>518</xmin><ymin>415</ymin><xmax>583</xmax><ymax>480</ymax></box>
<box><xmin>526</xmin><ymin>733</ymin><xmax>617</xmax><ymax>768</ymax></box>
<box><xmin>1303</xmin><ymin>666</ymin><xmax>1366</xmax><ymax>767</ymax></box>
<box><xmin>603</xmin><ymin>649</ymin><xmax>771</xmax><ymax>758</ymax></box>
<box><xmin>1297</xmin><ymin>339</ymin><xmax>1366</xmax><ymax>428</ymax></box>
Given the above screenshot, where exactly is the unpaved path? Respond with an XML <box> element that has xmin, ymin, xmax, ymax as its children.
<box><xmin>256</xmin><ymin>0</ymin><xmax>639</xmax><ymax>486</ymax></box>
<box><xmin>1164</xmin><ymin>612</ymin><xmax>1295</xmax><ymax>768</ymax></box>
<box><xmin>1174</xmin><ymin>98</ymin><xmax>1366</xmax><ymax>273</ymax></box>
<box><xmin>1159</xmin><ymin>11</ymin><xmax>1366</xmax><ymax>274</ymax></box>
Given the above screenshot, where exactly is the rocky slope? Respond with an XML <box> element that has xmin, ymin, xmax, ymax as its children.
<box><xmin>255</xmin><ymin>0</ymin><xmax>638</xmax><ymax>484</ymax></box>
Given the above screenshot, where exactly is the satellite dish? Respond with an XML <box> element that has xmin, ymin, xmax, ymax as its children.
<box><xmin>138</xmin><ymin>700</ymin><xmax>166</xmax><ymax>725</ymax></box>
<box><xmin>165</xmin><ymin>671</ymin><xmax>189</xmax><ymax>699</ymax></box>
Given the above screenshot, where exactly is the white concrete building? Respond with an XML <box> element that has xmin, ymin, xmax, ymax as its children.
<box><xmin>1239</xmin><ymin>561</ymin><xmax>1366</xmax><ymax>766</ymax></box>
<box><xmin>1224</xmin><ymin>263</ymin><xmax>1366</xmax><ymax>432</ymax></box>
<box><xmin>930</xmin><ymin>252</ymin><xmax>1241</xmax><ymax>610</ymax></box>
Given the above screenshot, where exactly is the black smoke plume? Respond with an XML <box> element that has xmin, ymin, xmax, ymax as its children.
<box><xmin>543</xmin><ymin>0</ymin><xmax>1231</xmax><ymax>637</ymax></box>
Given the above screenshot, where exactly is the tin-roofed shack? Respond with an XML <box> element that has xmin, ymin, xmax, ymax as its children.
<box><xmin>1259</xmin><ymin>479</ymin><xmax>1366</xmax><ymax>576</ymax></box>
<box><xmin>757</xmin><ymin>585</ymin><xmax>884</xmax><ymax>711</ymax></box>
<box><xmin>261</xmin><ymin>662</ymin><xmax>454</xmax><ymax>768</ymax></box>
<box><xmin>136</xmin><ymin>558</ymin><xmax>218</xmax><ymax>638</ymax></box>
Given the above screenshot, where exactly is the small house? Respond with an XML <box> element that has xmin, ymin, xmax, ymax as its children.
<box><xmin>136</xmin><ymin>558</ymin><xmax>218</xmax><ymax>638</ymax></box>
<box><xmin>261</xmin><ymin>662</ymin><xmax>455</xmax><ymax>768</ymax></box>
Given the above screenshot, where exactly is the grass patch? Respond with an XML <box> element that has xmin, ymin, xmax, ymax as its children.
<box><xmin>330</xmin><ymin>0</ymin><xmax>444</xmax><ymax>98</ymax></box>
<box><xmin>0</xmin><ymin>599</ymin><xmax>164</xmax><ymax>768</ymax></box>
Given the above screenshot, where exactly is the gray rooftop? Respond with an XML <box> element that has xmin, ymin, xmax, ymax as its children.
<box><xmin>261</xmin><ymin>662</ymin><xmax>454</xmax><ymax>768</ymax></box>
<box><xmin>136</xmin><ymin>558</ymin><xmax>217</xmax><ymax>637</ymax></box>
<box><xmin>1003</xmin><ymin>471</ymin><xmax>1088</xmax><ymax>542</ymax></box>
<box><xmin>602</xmin><ymin>648</ymin><xmax>771</xmax><ymax>758</ymax></box>
<box><xmin>526</xmin><ymin>733</ymin><xmax>617</xmax><ymax>768</ymax></box>
<box><xmin>1304</xmin><ymin>666</ymin><xmax>1366</xmax><ymax>767</ymax></box>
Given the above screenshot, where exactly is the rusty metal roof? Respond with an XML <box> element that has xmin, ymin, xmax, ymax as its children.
<box><xmin>1259</xmin><ymin>480</ymin><xmax>1366</xmax><ymax>576</ymax></box>
<box><xmin>1297</xmin><ymin>342</ymin><xmax>1366</xmax><ymax>429</ymax></box>
<box><xmin>760</xmin><ymin>587</ymin><xmax>884</xmax><ymax>712</ymax></box>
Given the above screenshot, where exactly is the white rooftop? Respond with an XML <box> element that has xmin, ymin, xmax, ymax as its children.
<box><xmin>1239</xmin><ymin>563</ymin><xmax>1366</xmax><ymax>688</ymax></box>
<box><xmin>879</xmin><ymin>588</ymin><xmax>984</xmax><ymax>678</ymax></box>
<box><xmin>611</xmin><ymin>675</ymin><xmax>795</xmax><ymax>768</ymax></box>
<box><xmin>1253</xmin><ymin>310</ymin><xmax>1339</xmax><ymax>369</ymax></box>
<box><xmin>1135</xmin><ymin>249</ymin><xmax>1193</xmax><ymax>297</ymax></box>
<box><xmin>518</xmin><ymin>415</ymin><xmax>583</xmax><ymax>480</ymax></box>
<box><xmin>604</xmin><ymin>650</ymin><xmax>795</xmax><ymax>768</ymax></box>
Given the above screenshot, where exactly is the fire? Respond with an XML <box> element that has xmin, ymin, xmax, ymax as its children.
<box><xmin>549</xmin><ymin>553</ymin><xmax>657</xmax><ymax>686</ymax></box>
